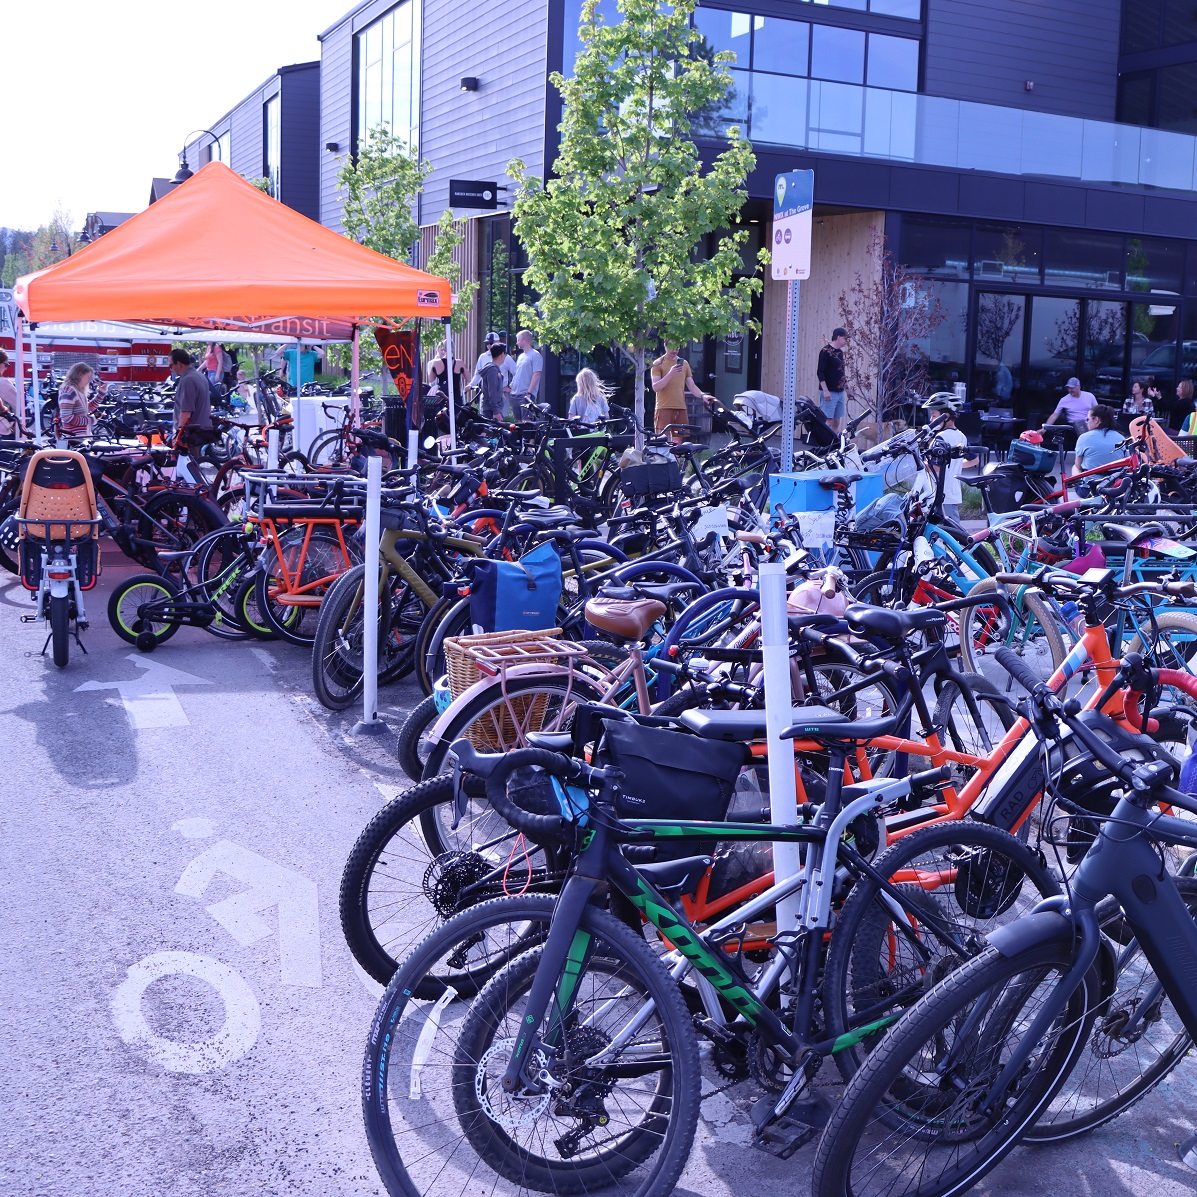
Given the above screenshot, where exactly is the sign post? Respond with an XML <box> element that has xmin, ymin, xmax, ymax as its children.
<box><xmin>772</xmin><ymin>170</ymin><xmax>814</xmax><ymax>476</ymax></box>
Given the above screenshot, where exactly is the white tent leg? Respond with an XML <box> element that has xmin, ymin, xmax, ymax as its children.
<box><xmin>14</xmin><ymin>316</ymin><xmax>25</xmax><ymax>434</ymax></box>
<box><xmin>353</xmin><ymin>453</ymin><xmax>387</xmax><ymax>736</ymax></box>
<box><xmin>444</xmin><ymin>317</ymin><xmax>456</xmax><ymax>451</ymax></box>
<box><xmin>29</xmin><ymin>325</ymin><xmax>42</xmax><ymax>445</ymax></box>
<box><xmin>350</xmin><ymin>325</ymin><xmax>360</xmax><ymax>427</ymax></box>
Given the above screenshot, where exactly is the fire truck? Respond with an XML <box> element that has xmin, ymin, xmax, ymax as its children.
<box><xmin>0</xmin><ymin>289</ymin><xmax>172</xmax><ymax>386</ymax></box>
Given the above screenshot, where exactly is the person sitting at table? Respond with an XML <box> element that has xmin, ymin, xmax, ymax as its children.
<box><xmin>1074</xmin><ymin>405</ymin><xmax>1124</xmax><ymax>471</ymax></box>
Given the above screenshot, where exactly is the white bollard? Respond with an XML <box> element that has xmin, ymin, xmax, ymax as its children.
<box><xmin>408</xmin><ymin>428</ymin><xmax>418</xmax><ymax>471</ymax></box>
<box><xmin>759</xmin><ymin>562</ymin><xmax>802</xmax><ymax>940</ymax></box>
<box><xmin>353</xmin><ymin>454</ymin><xmax>387</xmax><ymax>734</ymax></box>
<box><xmin>267</xmin><ymin>427</ymin><xmax>279</xmax><ymax>471</ymax></box>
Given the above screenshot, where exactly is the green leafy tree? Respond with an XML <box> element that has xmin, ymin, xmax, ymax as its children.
<box><xmin>332</xmin><ymin>127</ymin><xmax>475</xmax><ymax>374</ymax></box>
<box><xmin>1</xmin><ymin>214</ymin><xmax>73</xmax><ymax>288</ymax></box>
<box><xmin>509</xmin><ymin>0</ymin><xmax>760</xmax><ymax>434</ymax></box>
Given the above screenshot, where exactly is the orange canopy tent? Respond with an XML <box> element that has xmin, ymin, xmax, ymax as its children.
<box><xmin>14</xmin><ymin>161</ymin><xmax>451</xmax><ymax>329</ymax></box>
<box><xmin>13</xmin><ymin>162</ymin><xmax>455</xmax><ymax>441</ymax></box>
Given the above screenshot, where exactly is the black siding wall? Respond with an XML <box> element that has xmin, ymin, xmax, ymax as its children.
<box><xmin>923</xmin><ymin>0</ymin><xmax>1121</xmax><ymax>120</ymax></box>
<box><xmin>281</xmin><ymin>64</ymin><xmax>322</xmax><ymax>222</ymax></box>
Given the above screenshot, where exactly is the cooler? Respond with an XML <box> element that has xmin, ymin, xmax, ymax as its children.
<box><xmin>291</xmin><ymin>396</ymin><xmax>349</xmax><ymax>459</ymax></box>
<box><xmin>769</xmin><ymin>470</ymin><xmax>884</xmax><ymax>515</ymax></box>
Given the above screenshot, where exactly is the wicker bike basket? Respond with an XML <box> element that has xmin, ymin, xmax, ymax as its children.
<box><xmin>443</xmin><ymin>628</ymin><xmax>588</xmax><ymax>750</ymax></box>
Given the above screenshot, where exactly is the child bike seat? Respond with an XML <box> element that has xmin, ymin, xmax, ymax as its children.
<box><xmin>19</xmin><ymin>449</ymin><xmax>99</xmax><ymax>541</ymax></box>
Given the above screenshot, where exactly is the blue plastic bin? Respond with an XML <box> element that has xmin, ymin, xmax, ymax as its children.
<box><xmin>770</xmin><ymin>470</ymin><xmax>884</xmax><ymax>515</ymax></box>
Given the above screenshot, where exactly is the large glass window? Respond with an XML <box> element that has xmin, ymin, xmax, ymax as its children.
<box><xmin>1126</xmin><ymin>236</ymin><xmax>1183</xmax><ymax>295</ymax></box>
<box><xmin>693</xmin><ymin>8</ymin><xmax>753</xmax><ymax>61</ymax></box>
<box><xmin>1165</xmin><ymin>0</ymin><xmax>1197</xmax><ymax>46</ymax></box>
<box><xmin>867</xmin><ymin>33</ymin><xmax>918</xmax><ymax>91</ymax></box>
<box><xmin>1157</xmin><ymin>64</ymin><xmax>1197</xmax><ymax>135</ymax></box>
<box><xmin>564</xmin><ymin>0</ymin><xmax>621</xmax><ymax>75</ymax></box>
<box><xmin>751</xmin><ymin>17</ymin><xmax>809</xmax><ymax>76</ymax></box>
<box><xmin>1044</xmin><ymin>229</ymin><xmax>1123</xmax><ymax>290</ymax></box>
<box><xmin>869</xmin><ymin>0</ymin><xmax>920</xmax><ymax>16</ymax></box>
<box><xmin>920</xmin><ymin>281</ymin><xmax>968</xmax><ymax>392</ymax></box>
<box><xmin>263</xmin><ymin>95</ymin><xmax>280</xmax><ymax>199</ymax></box>
<box><xmin>356</xmin><ymin>0</ymin><xmax>421</xmax><ymax>149</ymax></box>
<box><xmin>897</xmin><ymin>216</ymin><xmax>969</xmax><ymax>280</ymax></box>
<box><xmin>206</xmin><ymin>130</ymin><xmax>231</xmax><ymax>164</ymax></box>
<box><xmin>1123</xmin><ymin>0</ymin><xmax>1162</xmax><ymax>53</ymax></box>
<box><xmin>973</xmin><ymin>293</ymin><xmax>1025</xmax><ymax>405</ymax></box>
<box><xmin>811</xmin><ymin>25</ymin><xmax>865</xmax><ymax>84</ymax></box>
<box><xmin>973</xmin><ymin>225</ymin><xmax>1042</xmax><ymax>286</ymax></box>
<box><xmin>1027</xmin><ymin>296</ymin><xmax>1082</xmax><ymax>417</ymax></box>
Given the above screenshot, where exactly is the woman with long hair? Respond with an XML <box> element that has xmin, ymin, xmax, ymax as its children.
<box><xmin>567</xmin><ymin>367</ymin><xmax>612</xmax><ymax>424</ymax></box>
<box><xmin>58</xmin><ymin>362</ymin><xmax>95</xmax><ymax>438</ymax></box>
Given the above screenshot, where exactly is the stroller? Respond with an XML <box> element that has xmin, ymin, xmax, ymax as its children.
<box><xmin>18</xmin><ymin>449</ymin><xmax>102</xmax><ymax>667</ymax></box>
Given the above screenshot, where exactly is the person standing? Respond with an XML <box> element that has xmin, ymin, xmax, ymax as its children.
<box><xmin>471</xmin><ymin>332</ymin><xmax>515</xmax><ymax>386</ymax></box>
<box><xmin>650</xmin><ymin>345</ymin><xmax>704</xmax><ymax>434</ymax></box>
<box><xmin>1074</xmin><ymin>405</ymin><xmax>1124</xmax><ymax>470</ymax></box>
<box><xmin>57</xmin><ymin>362</ymin><xmax>95</xmax><ymax>439</ymax></box>
<box><xmin>913</xmin><ymin>395</ymin><xmax>977</xmax><ymax>524</ymax></box>
<box><xmin>816</xmin><ymin>328</ymin><xmax>849</xmax><ymax>434</ymax></box>
<box><xmin>0</xmin><ymin>350</ymin><xmax>19</xmax><ymax>436</ymax></box>
<box><xmin>426</xmin><ymin>341</ymin><xmax>467</xmax><ymax>405</ymax></box>
<box><xmin>478</xmin><ymin>343</ymin><xmax>510</xmax><ymax>421</ymax></box>
<box><xmin>1043</xmin><ymin>377</ymin><xmax>1096</xmax><ymax>436</ymax></box>
<box><xmin>169</xmin><ymin>348</ymin><xmax>213</xmax><ymax>450</ymax></box>
<box><xmin>567</xmin><ymin>368</ymin><xmax>611</xmax><ymax>424</ymax></box>
<box><xmin>509</xmin><ymin>330</ymin><xmax>544</xmax><ymax>420</ymax></box>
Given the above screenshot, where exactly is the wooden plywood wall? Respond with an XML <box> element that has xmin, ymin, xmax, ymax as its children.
<box><xmin>418</xmin><ymin>216</ymin><xmax>481</xmax><ymax>361</ymax></box>
<box><xmin>761</xmin><ymin>210</ymin><xmax>883</xmax><ymax>418</ymax></box>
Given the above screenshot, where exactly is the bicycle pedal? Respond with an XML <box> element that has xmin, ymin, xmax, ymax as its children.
<box><xmin>752</xmin><ymin>1112</ymin><xmax>817</xmax><ymax>1160</ymax></box>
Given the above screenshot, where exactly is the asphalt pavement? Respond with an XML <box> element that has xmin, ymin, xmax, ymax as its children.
<box><xmin>2</xmin><ymin>557</ymin><xmax>1197</xmax><ymax>1197</ymax></box>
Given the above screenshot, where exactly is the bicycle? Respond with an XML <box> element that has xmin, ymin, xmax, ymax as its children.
<box><xmin>811</xmin><ymin>645</ymin><xmax>1197</xmax><ymax>1197</ymax></box>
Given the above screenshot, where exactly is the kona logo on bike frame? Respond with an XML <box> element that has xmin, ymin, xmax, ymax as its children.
<box><xmin>626</xmin><ymin>880</ymin><xmax>761</xmax><ymax>1024</ymax></box>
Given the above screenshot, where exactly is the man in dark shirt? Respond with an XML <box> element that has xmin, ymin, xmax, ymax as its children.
<box><xmin>169</xmin><ymin>348</ymin><xmax>213</xmax><ymax>450</ymax></box>
<box><xmin>816</xmin><ymin>327</ymin><xmax>849</xmax><ymax>434</ymax></box>
<box><xmin>478</xmin><ymin>343</ymin><xmax>510</xmax><ymax>421</ymax></box>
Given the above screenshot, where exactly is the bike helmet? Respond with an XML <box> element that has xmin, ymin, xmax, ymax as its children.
<box><xmin>854</xmin><ymin>491</ymin><xmax>907</xmax><ymax>536</ymax></box>
<box><xmin>921</xmin><ymin>392</ymin><xmax>961</xmax><ymax>414</ymax></box>
<box><xmin>1032</xmin><ymin>530</ymin><xmax>1074</xmax><ymax>564</ymax></box>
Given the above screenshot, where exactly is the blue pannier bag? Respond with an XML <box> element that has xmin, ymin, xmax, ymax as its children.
<box><xmin>469</xmin><ymin>540</ymin><xmax>563</xmax><ymax>632</ymax></box>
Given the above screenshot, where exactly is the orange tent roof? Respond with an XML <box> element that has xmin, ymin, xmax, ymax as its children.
<box><xmin>14</xmin><ymin>162</ymin><xmax>451</xmax><ymax>334</ymax></box>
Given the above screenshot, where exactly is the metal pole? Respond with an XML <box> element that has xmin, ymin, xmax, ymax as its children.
<box><xmin>353</xmin><ymin>453</ymin><xmax>387</xmax><ymax>735</ymax></box>
<box><xmin>266</xmin><ymin>427</ymin><xmax>279</xmax><ymax>503</ymax></box>
<box><xmin>350</xmin><ymin>324</ymin><xmax>361</xmax><ymax>428</ymax></box>
<box><xmin>781</xmin><ymin>279</ymin><xmax>799</xmax><ymax>474</ymax></box>
<box><xmin>759</xmin><ymin>562</ymin><xmax>802</xmax><ymax>938</ymax></box>
<box><xmin>29</xmin><ymin>324</ymin><xmax>42</xmax><ymax>445</ymax></box>
<box><xmin>14</xmin><ymin>316</ymin><xmax>25</xmax><ymax>434</ymax></box>
<box><xmin>408</xmin><ymin>429</ymin><xmax>418</xmax><ymax>470</ymax></box>
<box><xmin>444</xmin><ymin>317</ymin><xmax>457</xmax><ymax>451</ymax></box>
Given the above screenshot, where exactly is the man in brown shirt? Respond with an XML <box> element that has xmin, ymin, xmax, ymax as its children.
<box><xmin>650</xmin><ymin>347</ymin><xmax>706</xmax><ymax>434</ymax></box>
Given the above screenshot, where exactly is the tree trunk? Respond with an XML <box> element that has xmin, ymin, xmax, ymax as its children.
<box><xmin>633</xmin><ymin>346</ymin><xmax>646</xmax><ymax>450</ymax></box>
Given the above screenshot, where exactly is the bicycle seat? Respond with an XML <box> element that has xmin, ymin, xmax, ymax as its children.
<box><xmin>156</xmin><ymin>550</ymin><xmax>193</xmax><ymax>563</ymax></box>
<box><xmin>677</xmin><ymin>705</ymin><xmax>847</xmax><ymax>743</ymax></box>
<box><xmin>600</xmin><ymin>582</ymin><xmax>699</xmax><ymax>604</ymax></box>
<box><xmin>1102</xmin><ymin>522</ymin><xmax>1166</xmax><ymax>547</ymax></box>
<box><xmin>669</xmin><ymin>442</ymin><xmax>704</xmax><ymax>454</ymax></box>
<box><xmin>845</xmin><ymin>603</ymin><xmax>946</xmax><ymax>642</ymax></box>
<box><xmin>536</xmin><ymin>526</ymin><xmax>590</xmax><ymax>542</ymax></box>
<box><xmin>634</xmin><ymin>855</ymin><xmax>713</xmax><ymax>900</ymax></box>
<box><xmin>527</xmin><ymin>731</ymin><xmax>574</xmax><ymax>753</ymax></box>
<box><xmin>819</xmin><ymin>472</ymin><xmax>864</xmax><ymax>489</ymax></box>
<box><xmin>585</xmin><ymin>597</ymin><xmax>666</xmax><ymax>641</ymax></box>
<box><xmin>1174</xmin><ymin>456</ymin><xmax>1197</xmax><ymax>469</ymax></box>
<box><xmin>519</xmin><ymin>508</ymin><xmax>576</xmax><ymax>529</ymax></box>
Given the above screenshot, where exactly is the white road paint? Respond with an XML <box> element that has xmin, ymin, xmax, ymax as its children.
<box><xmin>111</xmin><ymin>950</ymin><xmax>261</xmax><ymax>1074</ymax></box>
<box><xmin>172</xmin><ymin>817</ymin><xmax>216</xmax><ymax>840</ymax></box>
<box><xmin>175</xmin><ymin>840</ymin><xmax>323</xmax><ymax>988</ymax></box>
<box><xmin>76</xmin><ymin>653</ymin><xmax>211</xmax><ymax>729</ymax></box>
<box><xmin>249</xmin><ymin>647</ymin><xmax>278</xmax><ymax>673</ymax></box>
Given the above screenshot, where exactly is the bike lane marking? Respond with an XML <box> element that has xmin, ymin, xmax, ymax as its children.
<box><xmin>76</xmin><ymin>653</ymin><xmax>211</xmax><ymax>728</ymax></box>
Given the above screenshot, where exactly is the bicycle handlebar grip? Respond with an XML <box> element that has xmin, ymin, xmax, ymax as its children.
<box><xmin>995</xmin><ymin>573</ymin><xmax>1038</xmax><ymax>587</ymax></box>
<box><xmin>995</xmin><ymin>647</ymin><xmax>1045</xmax><ymax>697</ymax></box>
<box><xmin>860</xmin><ymin>443</ymin><xmax>886</xmax><ymax>463</ymax></box>
<box><xmin>449</xmin><ymin>740</ymin><xmax>578</xmax><ymax>840</ymax></box>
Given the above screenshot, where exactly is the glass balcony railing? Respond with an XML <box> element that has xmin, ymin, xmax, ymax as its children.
<box><xmin>700</xmin><ymin>72</ymin><xmax>1197</xmax><ymax>193</ymax></box>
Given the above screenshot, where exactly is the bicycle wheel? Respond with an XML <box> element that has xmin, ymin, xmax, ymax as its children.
<box><xmin>311</xmin><ymin>565</ymin><xmax>373</xmax><ymax>709</ymax></box>
<box><xmin>812</xmin><ymin>940</ymin><xmax>1099</xmax><ymax>1197</ymax></box>
<box><xmin>1026</xmin><ymin>877</ymin><xmax>1197</xmax><ymax>1141</ymax></box>
<box><xmin>306</xmin><ymin>428</ymin><xmax>349</xmax><ymax>468</ymax></box>
<box><xmin>363</xmin><ymin>898</ymin><xmax>701</xmax><ymax>1197</ymax></box>
<box><xmin>1126</xmin><ymin>610</ymin><xmax>1197</xmax><ymax>699</ymax></box>
<box><xmin>956</xmin><ymin>577</ymin><xmax>1066</xmax><ymax>686</ymax></box>
<box><xmin>50</xmin><ymin>594</ymin><xmax>70</xmax><ymax>667</ymax></box>
<box><xmin>192</xmin><ymin>530</ymin><xmax>254</xmax><ymax>640</ymax></box>
<box><xmin>138</xmin><ymin>490</ymin><xmax>227</xmax><ymax>557</ymax></box>
<box><xmin>824</xmin><ymin>819</ymin><xmax>1060</xmax><ymax>1083</ymax></box>
<box><xmin>108</xmin><ymin>573</ymin><xmax>183</xmax><ymax>647</ymax></box>
<box><xmin>232</xmin><ymin>573</ymin><xmax>288</xmax><ymax>640</ymax></box>
<box><xmin>412</xmin><ymin>593</ymin><xmax>459</xmax><ymax>696</ymax></box>
<box><xmin>255</xmin><ymin>527</ymin><xmax>354</xmax><ymax>646</ymax></box>
<box><xmin>396</xmin><ymin>694</ymin><xmax>441</xmax><ymax>783</ymax></box>
<box><xmin>420</xmin><ymin>673</ymin><xmax>606</xmax><ymax>782</ymax></box>
<box><xmin>340</xmin><ymin>775</ymin><xmax>563</xmax><ymax>986</ymax></box>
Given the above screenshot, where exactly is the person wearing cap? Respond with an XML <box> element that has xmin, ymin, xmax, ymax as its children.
<box><xmin>912</xmin><ymin>397</ymin><xmax>978</xmax><ymax>524</ymax></box>
<box><xmin>1044</xmin><ymin>377</ymin><xmax>1096</xmax><ymax>437</ymax></box>
<box><xmin>470</xmin><ymin>331</ymin><xmax>515</xmax><ymax>410</ymax></box>
<box><xmin>817</xmin><ymin>328</ymin><xmax>849</xmax><ymax>434</ymax></box>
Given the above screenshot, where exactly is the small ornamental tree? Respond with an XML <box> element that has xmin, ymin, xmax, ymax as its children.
<box><xmin>334</xmin><ymin>128</ymin><xmax>476</xmax><ymax>372</ymax></box>
<box><xmin>510</xmin><ymin>0</ymin><xmax>760</xmax><ymax>435</ymax></box>
<box><xmin>838</xmin><ymin>228</ymin><xmax>946</xmax><ymax>427</ymax></box>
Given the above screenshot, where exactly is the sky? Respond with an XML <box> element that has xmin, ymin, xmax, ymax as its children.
<box><xmin>2</xmin><ymin>0</ymin><xmax>348</xmax><ymax>232</ymax></box>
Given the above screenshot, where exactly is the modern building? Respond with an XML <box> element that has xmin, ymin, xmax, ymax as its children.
<box><xmin>170</xmin><ymin>1</ymin><xmax>1197</xmax><ymax>426</ymax></box>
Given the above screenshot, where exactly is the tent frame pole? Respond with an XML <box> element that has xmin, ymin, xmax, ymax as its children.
<box><xmin>29</xmin><ymin>324</ymin><xmax>42</xmax><ymax>445</ymax></box>
<box><xmin>350</xmin><ymin>324</ymin><xmax>360</xmax><ymax>428</ymax></box>
<box><xmin>444</xmin><ymin>316</ymin><xmax>456</xmax><ymax>451</ymax></box>
<box><xmin>14</xmin><ymin>316</ymin><xmax>25</xmax><ymax>434</ymax></box>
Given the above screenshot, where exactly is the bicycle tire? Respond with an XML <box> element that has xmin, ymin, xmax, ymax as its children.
<box><xmin>362</xmin><ymin>897</ymin><xmax>701</xmax><ymax>1197</ymax></box>
<box><xmin>340</xmin><ymin>774</ymin><xmax>560</xmax><ymax>987</ymax></box>
<box><xmin>417</xmin><ymin>595</ymin><xmax>471</xmax><ymax>697</ymax></box>
<box><xmin>192</xmin><ymin>530</ymin><xmax>255</xmax><ymax>640</ymax></box>
<box><xmin>232</xmin><ymin>573</ymin><xmax>284</xmax><ymax>640</ymax></box>
<box><xmin>50</xmin><ymin>594</ymin><xmax>70</xmax><ymax>667</ymax></box>
<box><xmin>812</xmin><ymin>940</ymin><xmax>1099</xmax><ymax>1197</ymax></box>
<box><xmin>956</xmin><ymin>576</ymin><xmax>1066</xmax><ymax>682</ymax></box>
<box><xmin>108</xmin><ymin>573</ymin><xmax>183</xmax><ymax>647</ymax></box>
<box><xmin>1126</xmin><ymin>610</ymin><xmax>1197</xmax><ymax>684</ymax></box>
<box><xmin>824</xmin><ymin>818</ymin><xmax>1060</xmax><ymax>1084</ymax></box>
<box><xmin>420</xmin><ymin>673</ymin><xmax>606</xmax><ymax>784</ymax></box>
<box><xmin>311</xmin><ymin>564</ymin><xmax>372</xmax><ymax>709</ymax></box>
<box><xmin>255</xmin><ymin>526</ymin><xmax>354</xmax><ymax>646</ymax></box>
<box><xmin>396</xmin><ymin>694</ymin><xmax>441</xmax><ymax>783</ymax></box>
<box><xmin>412</xmin><ymin>592</ymin><xmax>458</xmax><ymax>696</ymax></box>
<box><xmin>930</xmin><ymin>672</ymin><xmax>1016</xmax><ymax>790</ymax></box>
<box><xmin>1025</xmin><ymin>877</ymin><xmax>1197</xmax><ymax>1141</ymax></box>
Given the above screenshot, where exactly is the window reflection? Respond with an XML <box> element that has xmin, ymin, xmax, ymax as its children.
<box><xmin>356</xmin><ymin>0</ymin><xmax>420</xmax><ymax>149</ymax></box>
<box><xmin>973</xmin><ymin>225</ymin><xmax>1042</xmax><ymax>286</ymax></box>
<box><xmin>1044</xmin><ymin>229</ymin><xmax>1123</xmax><ymax>290</ymax></box>
<box><xmin>973</xmin><ymin>293</ymin><xmax>1025</xmax><ymax>405</ymax></box>
<box><xmin>867</xmin><ymin>33</ymin><xmax>918</xmax><ymax>91</ymax></box>
<box><xmin>811</xmin><ymin>25</ymin><xmax>865</xmax><ymax>84</ymax></box>
<box><xmin>752</xmin><ymin>18</ymin><xmax>810</xmax><ymax>76</ymax></box>
<box><xmin>750</xmin><ymin>74</ymin><xmax>808</xmax><ymax>146</ymax></box>
<box><xmin>920</xmin><ymin>281</ymin><xmax>968</xmax><ymax>392</ymax></box>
